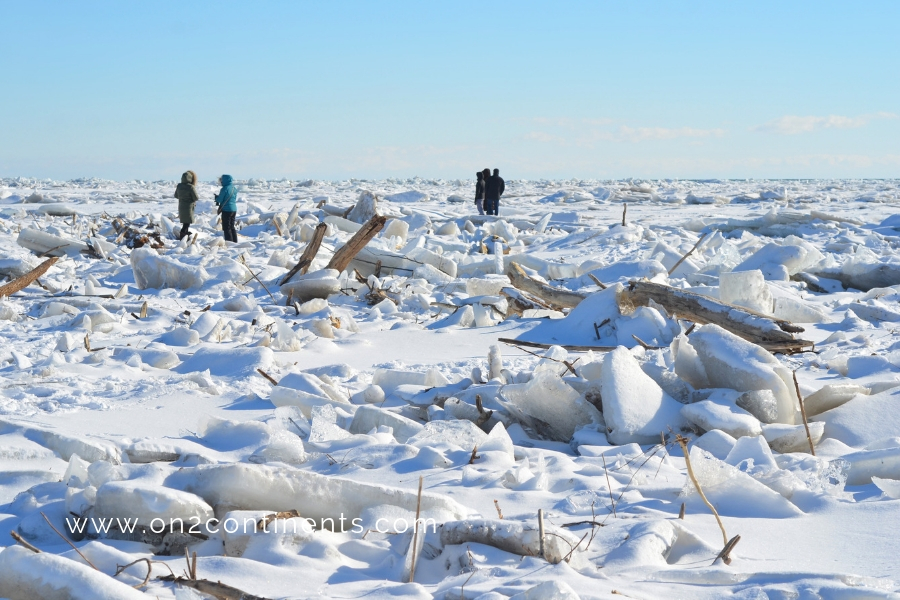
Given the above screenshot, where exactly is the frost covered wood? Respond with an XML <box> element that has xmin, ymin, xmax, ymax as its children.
<box><xmin>619</xmin><ymin>280</ymin><xmax>813</xmax><ymax>352</ymax></box>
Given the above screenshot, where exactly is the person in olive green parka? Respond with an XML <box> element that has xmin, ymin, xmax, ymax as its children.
<box><xmin>174</xmin><ymin>170</ymin><xmax>199</xmax><ymax>240</ymax></box>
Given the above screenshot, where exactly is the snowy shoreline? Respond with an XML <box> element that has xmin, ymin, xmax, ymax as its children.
<box><xmin>1</xmin><ymin>177</ymin><xmax>900</xmax><ymax>599</ymax></box>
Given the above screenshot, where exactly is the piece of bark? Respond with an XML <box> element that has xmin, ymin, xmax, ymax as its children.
<box><xmin>0</xmin><ymin>256</ymin><xmax>58</xmax><ymax>298</ymax></box>
<box><xmin>325</xmin><ymin>215</ymin><xmax>387</xmax><ymax>273</ymax></box>
<box><xmin>506</xmin><ymin>263</ymin><xmax>587</xmax><ymax>311</ymax></box>
<box><xmin>280</xmin><ymin>222</ymin><xmax>328</xmax><ymax>285</ymax></box>
<box><xmin>618</xmin><ymin>280</ymin><xmax>813</xmax><ymax>353</ymax></box>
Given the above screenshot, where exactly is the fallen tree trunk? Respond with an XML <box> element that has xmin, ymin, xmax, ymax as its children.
<box><xmin>619</xmin><ymin>280</ymin><xmax>813</xmax><ymax>353</ymax></box>
<box><xmin>0</xmin><ymin>256</ymin><xmax>58</xmax><ymax>298</ymax></box>
<box><xmin>499</xmin><ymin>286</ymin><xmax>553</xmax><ymax>318</ymax></box>
<box><xmin>325</xmin><ymin>215</ymin><xmax>387</xmax><ymax>273</ymax></box>
<box><xmin>280</xmin><ymin>222</ymin><xmax>327</xmax><ymax>285</ymax></box>
<box><xmin>506</xmin><ymin>263</ymin><xmax>587</xmax><ymax>310</ymax></box>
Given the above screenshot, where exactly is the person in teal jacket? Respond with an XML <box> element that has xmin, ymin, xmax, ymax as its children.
<box><xmin>214</xmin><ymin>174</ymin><xmax>238</xmax><ymax>242</ymax></box>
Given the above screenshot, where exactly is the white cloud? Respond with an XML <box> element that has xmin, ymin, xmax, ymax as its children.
<box><xmin>754</xmin><ymin>112</ymin><xmax>898</xmax><ymax>135</ymax></box>
<box><xmin>616</xmin><ymin>126</ymin><xmax>726</xmax><ymax>142</ymax></box>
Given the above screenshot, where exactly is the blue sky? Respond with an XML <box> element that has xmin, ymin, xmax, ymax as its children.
<box><xmin>2</xmin><ymin>1</ymin><xmax>898</xmax><ymax>181</ymax></box>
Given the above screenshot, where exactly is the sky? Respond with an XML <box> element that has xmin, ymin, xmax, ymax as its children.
<box><xmin>1</xmin><ymin>1</ymin><xmax>899</xmax><ymax>181</ymax></box>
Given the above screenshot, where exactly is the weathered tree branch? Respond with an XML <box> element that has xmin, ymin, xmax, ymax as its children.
<box><xmin>280</xmin><ymin>222</ymin><xmax>327</xmax><ymax>285</ymax></box>
<box><xmin>325</xmin><ymin>215</ymin><xmax>387</xmax><ymax>273</ymax></box>
<box><xmin>506</xmin><ymin>263</ymin><xmax>587</xmax><ymax>310</ymax></box>
<box><xmin>0</xmin><ymin>256</ymin><xmax>59</xmax><ymax>298</ymax></box>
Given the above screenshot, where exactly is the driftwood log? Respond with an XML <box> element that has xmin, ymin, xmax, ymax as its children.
<box><xmin>157</xmin><ymin>575</ymin><xmax>271</xmax><ymax>600</ymax></box>
<box><xmin>506</xmin><ymin>263</ymin><xmax>587</xmax><ymax>310</ymax></box>
<box><xmin>619</xmin><ymin>280</ymin><xmax>813</xmax><ymax>353</ymax></box>
<box><xmin>0</xmin><ymin>256</ymin><xmax>59</xmax><ymax>298</ymax></box>
<box><xmin>325</xmin><ymin>215</ymin><xmax>387</xmax><ymax>273</ymax></box>
<box><xmin>500</xmin><ymin>286</ymin><xmax>553</xmax><ymax>318</ymax></box>
<box><xmin>280</xmin><ymin>222</ymin><xmax>327</xmax><ymax>285</ymax></box>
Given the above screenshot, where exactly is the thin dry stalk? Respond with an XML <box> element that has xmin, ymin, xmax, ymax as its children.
<box><xmin>668</xmin><ymin>232</ymin><xmax>708</xmax><ymax>276</ymax></box>
<box><xmin>601</xmin><ymin>454</ymin><xmax>617</xmax><ymax>518</ymax></box>
<box><xmin>257</xmin><ymin>368</ymin><xmax>279</xmax><ymax>386</ymax></box>
<box><xmin>676</xmin><ymin>435</ymin><xmax>728</xmax><ymax>547</ymax></box>
<box><xmin>493</xmin><ymin>499</ymin><xmax>504</xmax><ymax>520</ymax></box>
<box><xmin>39</xmin><ymin>512</ymin><xmax>98</xmax><ymax>570</ymax></box>
<box><xmin>792</xmin><ymin>370</ymin><xmax>816</xmax><ymax>456</ymax></box>
<box><xmin>240</xmin><ymin>257</ymin><xmax>277</xmax><ymax>304</ymax></box>
<box><xmin>587</xmin><ymin>273</ymin><xmax>607</xmax><ymax>289</ymax></box>
<box><xmin>114</xmin><ymin>557</ymin><xmax>166</xmax><ymax>588</ymax></box>
<box><xmin>621</xmin><ymin>202</ymin><xmax>627</xmax><ymax>226</ymax></box>
<box><xmin>408</xmin><ymin>476</ymin><xmax>424</xmax><ymax>583</ymax></box>
<box><xmin>191</xmin><ymin>551</ymin><xmax>197</xmax><ymax>580</ymax></box>
<box><xmin>537</xmin><ymin>509</ymin><xmax>546</xmax><ymax>559</ymax></box>
<box><xmin>678</xmin><ymin>503</ymin><xmax>685</xmax><ymax>520</ymax></box>
<box><xmin>10</xmin><ymin>530</ymin><xmax>40</xmax><ymax>553</ymax></box>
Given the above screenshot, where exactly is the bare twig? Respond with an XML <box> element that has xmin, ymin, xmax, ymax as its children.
<box><xmin>39</xmin><ymin>512</ymin><xmax>98</xmax><ymax>570</ymax></box>
<box><xmin>257</xmin><ymin>369</ymin><xmax>278</xmax><ymax>386</ymax></box>
<box><xmin>602</xmin><ymin>454</ymin><xmax>617</xmax><ymax>518</ymax></box>
<box><xmin>493</xmin><ymin>499</ymin><xmax>504</xmax><ymax>520</ymax></box>
<box><xmin>667</xmin><ymin>232</ymin><xmax>708</xmax><ymax>276</ymax></box>
<box><xmin>10</xmin><ymin>531</ymin><xmax>40</xmax><ymax>553</ymax></box>
<box><xmin>408</xmin><ymin>475</ymin><xmax>423</xmax><ymax>583</ymax></box>
<box><xmin>676</xmin><ymin>435</ymin><xmax>729</xmax><ymax>547</ymax></box>
<box><xmin>587</xmin><ymin>273</ymin><xmax>607</xmax><ymax>289</ymax></box>
<box><xmin>537</xmin><ymin>509</ymin><xmax>546</xmax><ymax>559</ymax></box>
<box><xmin>792</xmin><ymin>370</ymin><xmax>816</xmax><ymax>455</ymax></box>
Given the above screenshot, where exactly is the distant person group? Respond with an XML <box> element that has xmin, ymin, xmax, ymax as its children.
<box><xmin>475</xmin><ymin>168</ymin><xmax>504</xmax><ymax>216</ymax></box>
<box><xmin>174</xmin><ymin>171</ymin><xmax>238</xmax><ymax>242</ymax></box>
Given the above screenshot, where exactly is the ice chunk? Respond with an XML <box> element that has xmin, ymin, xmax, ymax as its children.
<box><xmin>0</xmin><ymin>545</ymin><xmax>148</xmax><ymax>600</ymax></box>
<box><xmin>308</xmin><ymin>404</ymin><xmax>350</xmax><ymax>443</ymax></box>
<box><xmin>435</xmin><ymin>221</ymin><xmax>460</xmax><ymax>236</ymax></box>
<box><xmin>762</xmin><ymin>422</ymin><xmax>824</xmax><ymax>453</ymax></box>
<box><xmin>385</xmin><ymin>190</ymin><xmax>428</xmax><ymax>203</ymax></box>
<box><xmin>16</xmin><ymin>227</ymin><xmax>88</xmax><ymax>257</ymax></box>
<box><xmin>166</xmin><ymin>463</ymin><xmax>469</xmax><ymax>522</ymax></box>
<box><xmin>94</xmin><ymin>480</ymin><xmax>214</xmax><ymax>524</ymax></box>
<box><xmin>735</xmin><ymin>389</ymin><xmax>779</xmax><ymax>424</ymax></box>
<box><xmin>382</xmin><ymin>218</ymin><xmax>409</xmax><ymax>243</ymax></box>
<box><xmin>725</xmin><ymin>435</ymin><xmax>778</xmax><ymax>470</ymax></box>
<box><xmin>480</xmin><ymin>422</ymin><xmax>515</xmax><ymax>458</ymax></box>
<box><xmin>671</xmin><ymin>334</ymin><xmax>709</xmax><ymax>389</ymax></box>
<box><xmin>681</xmin><ymin>400</ymin><xmax>762</xmax><ymax>439</ymax></box>
<box><xmin>772</xmin><ymin>296</ymin><xmax>829</xmax><ymax>323</ymax></box>
<box><xmin>502</xmin><ymin>370</ymin><xmax>600</xmax><ymax>442</ymax></box>
<box><xmin>407</xmin><ymin>420</ymin><xmax>487</xmax><ymax>451</ymax></box>
<box><xmin>842</xmin><ymin>447</ymin><xmax>900</xmax><ymax>485</ymax></box>
<box><xmin>681</xmin><ymin>446</ymin><xmax>802</xmax><ymax>517</ymax></box>
<box><xmin>872</xmin><ymin>476</ymin><xmax>900</xmax><ymax>498</ymax></box>
<box><xmin>719</xmin><ymin>270</ymin><xmax>773</xmax><ymax>314</ymax></box>
<box><xmin>112</xmin><ymin>347</ymin><xmax>179</xmax><ymax>369</ymax></box>
<box><xmin>279</xmin><ymin>269</ymin><xmax>341</xmax><ymax>302</ymax></box>
<box><xmin>734</xmin><ymin>242</ymin><xmax>811</xmax><ymax>277</ymax></box>
<box><xmin>811</xmin><ymin>387</ymin><xmax>900</xmax><ymax>448</ymax></box>
<box><xmin>600</xmin><ymin>346</ymin><xmax>686</xmax><ymax>445</ymax></box>
<box><xmin>690</xmin><ymin>325</ymin><xmax>798</xmax><ymax>424</ymax></box>
<box><xmin>347</xmin><ymin>190</ymin><xmax>378</xmax><ymax>224</ymax></box>
<box><xmin>349</xmin><ymin>405</ymin><xmax>424</xmax><ymax>443</ymax></box>
<box><xmin>804</xmin><ymin>384</ymin><xmax>868</xmax><ymax>417</ymax></box>
<box><xmin>465</xmin><ymin>274</ymin><xmax>510</xmax><ymax>297</ymax></box>
<box><xmin>130</xmin><ymin>247</ymin><xmax>208</xmax><ymax>289</ymax></box>
<box><xmin>693</xmin><ymin>430</ymin><xmax>737</xmax><ymax>460</ymax></box>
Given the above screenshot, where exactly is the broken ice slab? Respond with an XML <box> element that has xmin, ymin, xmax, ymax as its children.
<box><xmin>681</xmin><ymin>400</ymin><xmax>762</xmax><ymax>439</ymax></box>
<box><xmin>278</xmin><ymin>269</ymin><xmax>341</xmax><ymax>303</ymax></box>
<box><xmin>762</xmin><ymin>423</ymin><xmax>824</xmax><ymax>453</ymax></box>
<box><xmin>349</xmin><ymin>405</ymin><xmax>424</xmax><ymax>443</ymax></box>
<box><xmin>803</xmin><ymin>383</ymin><xmax>869</xmax><ymax>417</ymax></box>
<box><xmin>719</xmin><ymin>269</ymin><xmax>774</xmax><ymax>314</ymax></box>
<box><xmin>407</xmin><ymin>420</ymin><xmax>488</xmax><ymax>452</ymax></box>
<box><xmin>601</xmin><ymin>347</ymin><xmax>685</xmax><ymax>445</ymax></box>
<box><xmin>501</xmin><ymin>370</ymin><xmax>600</xmax><ymax>442</ymax></box>
<box><xmin>842</xmin><ymin>446</ymin><xmax>900</xmax><ymax>485</ymax></box>
<box><xmin>94</xmin><ymin>480</ymin><xmax>214</xmax><ymax>525</ymax></box>
<box><xmin>309</xmin><ymin>404</ymin><xmax>351</xmax><ymax>443</ymax></box>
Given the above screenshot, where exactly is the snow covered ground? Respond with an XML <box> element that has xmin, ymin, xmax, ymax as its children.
<box><xmin>1</xmin><ymin>176</ymin><xmax>900</xmax><ymax>599</ymax></box>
